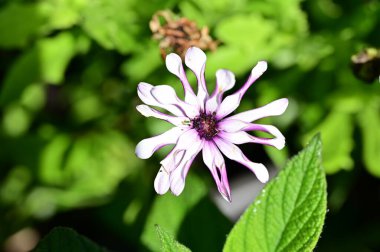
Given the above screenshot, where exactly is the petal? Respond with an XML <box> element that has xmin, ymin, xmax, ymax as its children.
<box><xmin>205</xmin><ymin>95</ymin><xmax>219</xmax><ymax>113</ymax></box>
<box><xmin>185</xmin><ymin>47</ymin><xmax>208</xmax><ymax>107</ymax></box>
<box><xmin>218</xmin><ymin>119</ymin><xmax>286</xmax><ymax>149</ymax></box>
<box><xmin>248</xmin><ymin>61</ymin><xmax>267</xmax><ymax>85</ymax></box>
<box><xmin>169</xmin><ymin>168</ymin><xmax>186</xmax><ymax>196</ymax></box>
<box><xmin>154</xmin><ymin>168</ymin><xmax>170</xmax><ymax>194</ymax></box>
<box><xmin>218</xmin><ymin>119</ymin><xmax>249</xmax><ymax>132</ymax></box>
<box><xmin>214</xmin><ymin>137</ymin><xmax>269</xmax><ymax>183</ymax></box>
<box><xmin>215</xmin><ymin>69</ymin><xmax>236</xmax><ymax>99</ymax></box>
<box><xmin>135</xmin><ymin>127</ymin><xmax>186</xmax><ymax>159</ymax></box>
<box><xmin>219</xmin><ymin>131</ymin><xmax>285</xmax><ymax>150</ymax></box>
<box><xmin>228</xmin><ymin>98</ymin><xmax>289</xmax><ymax>122</ymax></box>
<box><xmin>160</xmin><ymin>129</ymin><xmax>199</xmax><ymax>172</ymax></box>
<box><xmin>216</xmin><ymin>93</ymin><xmax>242</xmax><ymax>119</ymax></box>
<box><xmin>243</xmin><ymin>123</ymin><xmax>285</xmax><ymax>144</ymax></box>
<box><xmin>169</xmin><ymin>137</ymin><xmax>203</xmax><ymax>196</ymax></box>
<box><xmin>137</xmin><ymin>82</ymin><xmax>184</xmax><ymax>116</ymax></box>
<box><xmin>151</xmin><ymin>85</ymin><xmax>199</xmax><ymax>118</ymax></box>
<box><xmin>202</xmin><ymin>141</ymin><xmax>231</xmax><ymax>202</ymax></box>
<box><xmin>136</xmin><ymin>105</ymin><xmax>191</xmax><ymax>127</ymax></box>
<box><xmin>166</xmin><ymin>53</ymin><xmax>184</xmax><ymax>78</ymax></box>
<box><xmin>217</xmin><ymin>61</ymin><xmax>267</xmax><ymax>118</ymax></box>
<box><xmin>160</xmin><ymin>149</ymin><xmax>186</xmax><ymax>173</ymax></box>
<box><xmin>206</xmin><ymin>69</ymin><xmax>236</xmax><ymax>113</ymax></box>
<box><xmin>185</xmin><ymin>47</ymin><xmax>206</xmax><ymax>81</ymax></box>
<box><xmin>166</xmin><ymin>53</ymin><xmax>199</xmax><ymax>106</ymax></box>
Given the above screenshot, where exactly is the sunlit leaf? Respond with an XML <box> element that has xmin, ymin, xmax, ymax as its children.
<box><xmin>38</xmin><ymin>32</ymin><xmax>76</xmax><ymax>83</ymax></box>
<box><xmin>81</xmin><ymin>0</ymin><xmax>138</xmax><ymax>54</ymax></box>
<box><xmin>207</xmin><ymin>14</ymin><xmax>278</xmax><ymax>76</ymax></box>
<box><xmin>215</xmin><ymin>14</ymin><xmax>276</xmax><ymax>48</ymax></box>
<box><xmin>42</xmin><ymin>0</ymin><xmax>87</xmax><ymax>30</ymax></box>
<box><xmin>224</xmin><ymin>135</ymin><xmax>327</xmax><ymax>252</ymax></box>
<box><xmin>39</xmin><ymin>134</ymin><xmax>71</xmax><ymax>186</ymax></box>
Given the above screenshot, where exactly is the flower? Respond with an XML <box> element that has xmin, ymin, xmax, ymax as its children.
<box><xmin>135</xmin><ymin>47</ymin><xmax>288</xmax><ymax>202</ymax></box>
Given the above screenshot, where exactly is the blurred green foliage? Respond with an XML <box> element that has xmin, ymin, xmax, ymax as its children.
<box><xmin>0</xmin><ymin>0</ymin><xmax>380</xmax><ymax>251</ymax></box>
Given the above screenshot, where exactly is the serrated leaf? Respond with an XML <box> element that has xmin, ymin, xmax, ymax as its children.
<box><xmin>358</xmin><ymin>98</ymin><xmax>380</xmax><ymax>177</ymax></box>
<box><xmin>32</xmin><ymin>227</ymin><xmax>107</xmax><ymax>252</ymax></box>
<box><xmin>155</xmin><ymin>225</ymin><xmax>191</xmax><ymax>252</ymax></box>
<box><xmin>223</xmin><ymin>134</ymin><xmax>327</xmax><ymax>252</ymax></box>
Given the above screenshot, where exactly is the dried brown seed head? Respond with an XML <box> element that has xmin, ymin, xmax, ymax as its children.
<box><xmin>150</xmin><ymin>10</ymin><xmax>218</xmax><ymax>59</ymax></box>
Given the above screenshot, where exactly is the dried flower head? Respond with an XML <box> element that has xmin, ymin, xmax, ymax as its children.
<box><xmin>135</xmin><ymin>47</ymin><xmax>288</xmax><ymax>202</ymax></box>
<box><xmin>149</xmin><ymin>10</ymin><xmax>218</xmax><ymax>59</ymax></box>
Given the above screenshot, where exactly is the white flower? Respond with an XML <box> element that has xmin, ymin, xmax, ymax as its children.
<box><xmin>135</xmin><ymin>47</ymin><xmax>288</xmax><ymax>202</ymax></box>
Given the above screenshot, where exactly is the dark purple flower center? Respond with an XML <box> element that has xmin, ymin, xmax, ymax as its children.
<box><xmin>192</xmin><ymin>112</ymin><xmax>219</xmax><ymax>140</ymax></box>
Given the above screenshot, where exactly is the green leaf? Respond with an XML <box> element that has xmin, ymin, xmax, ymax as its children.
<box><xmin>0</xmin><ymin>3</ymin><xmax>45</xmax><ymax>48</ymax></box>
<box><xmin>304</xmin><ymin>110</ymin><xmax>354</xmax><ymax>174</ymax></box>
<box><xmin>42</xmin><ymin>0</ymin><xmax>87</xmax><ymax>30</ymax></box>
<box><xmin>155</xmin><ymin>225</ymin><xmax>191</xmax><ymax>252</ymax></box>
<box><xmin>179</xmin><ymin>0</ymin><xmax>245</xmax><ymax>26</ymax></box>
<box><xmin>2</xmin><ymin>103</ymin><xmax>31</xmax><ymax>137</ymax></box>
<box><xmin>0</xmin><ymin>47</ymin><xmax>39</xmax><ymax>106</ymax></box>
<box><xmin>215</xmin><ymin>14</ymin><xmax>276</xmax><ymax>48</ymax></box>
<box><xmin>31</xmin><ymin>131</ymin><xmax>139</xmax><ymax>218</ymax></box>
<box><xmin>223</xmin><ymin>134</ymin><xmax>327</xmax><ymax>252</ymax></box>
<box><xmin>207</xmin><ymin>14</ymin><xmax>279</xmax><ymax>76</ymax></box>
<box><xmin>32</xmin><ymin>227</ymin><xmax>107</xmax><ymax>252</ymax></box>
<box><xmin>0</xmin><ymin>32</ymin><xmax>76</xmax><ymax>105</ymax></box>
<box><xmin>81</xmin><ymin>0</ymin><xmax>138</xmax><ymax>54</ymax></box>
<box><xmin>121</xmin><ymin>41</ymin><xmax>162</xmax><ymax>81</ymax></box>
<box><xmin>358</xmin><ymin>98</ymin><xmax>380</xmax><ymax>177</ymax></box>
<box><xmin>38</xmin><ymin>32</ymin><xmax>76</xmax><ymax>83</ymax></box>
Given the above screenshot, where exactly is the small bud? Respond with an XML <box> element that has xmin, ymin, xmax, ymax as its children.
<box><xmin>351</xmin><ymin>48</ymin><xmax>380</xmax><ymax>84</ymax></box>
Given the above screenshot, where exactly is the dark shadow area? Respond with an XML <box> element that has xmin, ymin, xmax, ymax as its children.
<box><xmin>177</xmin><ymin>196</ymin><xmax>232</xmax><ymax>252</ymax></box>
<box><xmin>315</xmin><ymin>166</ymin><xmax>380</xmax><ymax>252</ymax></box>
